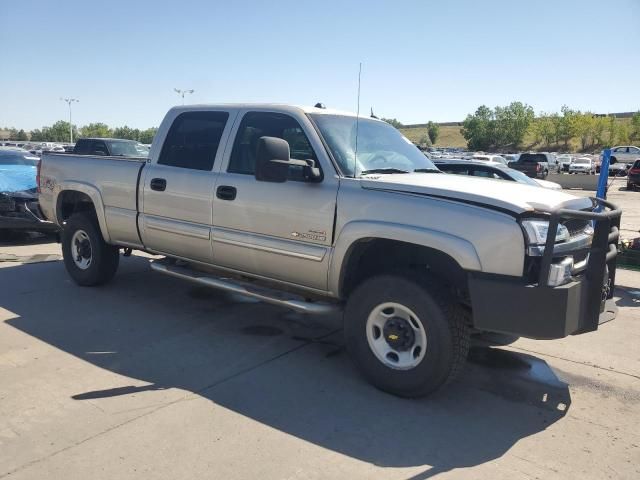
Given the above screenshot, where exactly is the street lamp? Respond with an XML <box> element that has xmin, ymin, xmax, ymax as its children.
<box><xmin>60</xmin><ymin>97</ymin><xmax>79</xmax><ymax>144</ymax></box>
<box><xmin>174</xmin><ymin>88</ymin><xmax>194</xmax><ymax>105</ymax></box>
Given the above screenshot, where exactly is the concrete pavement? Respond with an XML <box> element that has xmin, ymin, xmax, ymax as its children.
<box><xmin>0</xmin><ymin>238</ymin><xmax>639</xmax><ymax>479</ymax></box>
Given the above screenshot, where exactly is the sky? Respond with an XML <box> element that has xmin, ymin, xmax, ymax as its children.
<box><xmin>1</xmin><ymin>0</ymin><xmax>639</xmax><ymax>130</ymax></box>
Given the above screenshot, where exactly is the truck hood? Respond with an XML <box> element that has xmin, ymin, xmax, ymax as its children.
<box><xmin>360</xmin><ymin>173</ymin><xmax>591</xmax><ymax>214</ymax></box>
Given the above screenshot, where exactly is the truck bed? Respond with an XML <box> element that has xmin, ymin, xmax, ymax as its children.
<box><xmin>39</xmin><ymin>153</ymin><xmax>146</xmax><ymax>247</ymax></box>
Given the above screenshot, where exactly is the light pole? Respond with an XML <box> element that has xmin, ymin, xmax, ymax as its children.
<box><xmin>174</xmin><ymin>88</ymin><xmax>194</xmax><ymax>105</ymax></box>
<box><xmin>60</xmin><ymin>97</ymin><xmax>79</xmax><ymax>144</ymax></box>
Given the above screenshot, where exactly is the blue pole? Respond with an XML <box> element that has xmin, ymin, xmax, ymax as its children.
<box><xmin>596</xmin><ymin>148</ymin><xmax>611</xmax><ymax>201</ymax></box>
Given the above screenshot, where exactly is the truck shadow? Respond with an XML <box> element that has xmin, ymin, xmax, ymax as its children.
<box><xmin>2</xmin><ymin>256</ymin><xmax>571</xmax><ymax>478</ymax></box>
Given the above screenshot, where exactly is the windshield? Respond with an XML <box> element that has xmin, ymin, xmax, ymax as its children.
<box><xmin>309</xmin><ymin>114</ymin><xmax>436</xmax><ymax>176</ymax></box>
<box><xmin>0</xmin><ymin>150</ymin><xmax>39</xmax><ymax>166</ymax></box>
<box><xmin>106</xmin><ymin>140</ymin><xmax>143</xmax><ymax>157</ymax></box>
<box><xmin>505</xmin><ymin>168</ymin><xmax>539</xmax><ymax>185</ymax></box>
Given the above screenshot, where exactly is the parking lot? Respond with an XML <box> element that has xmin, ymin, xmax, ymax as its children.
<box><xmin>1</xmin><ymin>184</ymin><xmax>639</xmax><ymax>480</ymax></box>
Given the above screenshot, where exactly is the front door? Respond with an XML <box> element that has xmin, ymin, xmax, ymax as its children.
<box><xmin>212</xmin><ymin>110</ymin><xmax>338</xmax><ymax>291</ymax></box>
<box><xmin>140</xmin><ymin>110</ymin><xmax>234</xmax><ymax>262</ymax></box>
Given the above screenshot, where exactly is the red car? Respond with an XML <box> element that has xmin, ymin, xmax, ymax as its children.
<box><xmin>627</xmin><ymin>160</ymin><xmax>640</xmax><ymax>191</ymax></box>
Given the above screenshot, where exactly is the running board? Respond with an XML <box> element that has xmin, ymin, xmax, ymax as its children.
<box><xmin>150</xmin><ymin>260</ymin><xmax>339</xmax><ymax>315</ymax></box>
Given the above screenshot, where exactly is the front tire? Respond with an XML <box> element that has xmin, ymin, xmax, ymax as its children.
<box><xmin>344</xmin><ymin>273</ymin><xmax>469</xmax><ymax>398</ymax></box>
<box><xmin>62</xmin><ymin>212</ymin><xmax>119</xmax><ymax>286</ymax></box>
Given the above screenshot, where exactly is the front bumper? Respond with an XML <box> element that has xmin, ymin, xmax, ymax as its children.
<box><xmin>469</xmin><ymin>198</ymin><xmax>621</xmax><ymax>339</ymax></box>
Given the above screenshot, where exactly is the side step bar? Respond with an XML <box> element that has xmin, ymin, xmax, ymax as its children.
<box><xmin>150</xmin><ymin>260</ymin><xmax>340</xmax><ymax>315</ymax></box>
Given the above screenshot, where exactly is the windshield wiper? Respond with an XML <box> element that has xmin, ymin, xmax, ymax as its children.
<box><xmin>414</xmin><ymin>168</ymin><xmax>442</xmax><ymax>173</ymax></box>
<box><xmin>360</xmin><ymin>168</ymin><xmax>410</xmax><ymax>175</ymax></box>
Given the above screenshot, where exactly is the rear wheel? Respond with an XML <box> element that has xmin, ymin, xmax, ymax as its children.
<box><xmin>62</xmin><ymin>212</ymin><xmax>119</xmax><ymax>286</ymax></box>
<box><xmin>344</xmin><ymin>273</ymin><xmax>469</xmax><ymax>398</ymax></box>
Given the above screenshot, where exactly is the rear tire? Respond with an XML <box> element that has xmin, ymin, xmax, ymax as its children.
<box><xmin>344</xmin><ymin>273</ymin><xmax>469</xmax><ymax>398</ymax></box>
<box><xmin>62</xmin><ymin>212</ymin><xmax>119</xmax><ymax>286</ymax></box>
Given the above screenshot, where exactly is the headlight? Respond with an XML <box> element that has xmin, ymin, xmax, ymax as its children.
<box><xmin>521</xmin><ymin>219</ymin><xmax>570</xmax><ymax>245</ymax></box>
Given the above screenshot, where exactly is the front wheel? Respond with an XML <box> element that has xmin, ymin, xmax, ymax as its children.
<box><xmin>344</xmin><ymin>273</ymin><xmax>469</xmax><ymax>397</ymax></box>
<box><xmin>62</xmin><ymin>212</ymin><xmax>120</xmax><ymax>286</ymax></box>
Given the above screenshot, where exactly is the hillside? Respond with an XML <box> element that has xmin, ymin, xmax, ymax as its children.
<box><xmin>400</xmin><ymin>117</ymin><xmax>634</xmax><ymax>153</ymax></box>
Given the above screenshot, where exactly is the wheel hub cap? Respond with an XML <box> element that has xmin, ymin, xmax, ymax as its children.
<box><xmin>383</xmin><ymin>317</ymin><xmax>415</xmax><ymax>351</ymax></box>
<box><xmin>366</xmin><ymin>302</ymin><xmax>427</xmax><ymax>370</ymax></box>
<box><xmin>70</xmin><ymin>230</ymin><xmax>92</xmax><ymax>270</ymax></box>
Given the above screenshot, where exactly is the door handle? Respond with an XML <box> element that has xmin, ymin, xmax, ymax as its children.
<box><xmin>216</xmin><ymin>185</ymin><xmax>237</xmax><ymax>201</ymax></box>
<box><xmin>150</xmin><ymin>178</ymin><xmax>166</xmax><ymax>191</ymax></box>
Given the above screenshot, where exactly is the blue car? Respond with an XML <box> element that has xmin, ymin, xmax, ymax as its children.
<box><xmin>0</xmin><ymin>148</ymin><xmax>57</xmax><ymax>233</ymax></box>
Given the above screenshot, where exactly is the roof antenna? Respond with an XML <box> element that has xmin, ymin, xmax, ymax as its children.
<box><xmin>354</xmin><ymin>62</ymin><xmax>362</xmax><ymax>178</ymax></box>
<box><xmin>370</xmin><ymin>107</ymin><xmax>378</xmax><ymax>119</ymax></box>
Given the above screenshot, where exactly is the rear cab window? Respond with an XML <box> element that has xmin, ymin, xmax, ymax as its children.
<box><xmin>520</xmin><ymin>153</ymin><xmax>546</xmax><ymax>163</ymax></box>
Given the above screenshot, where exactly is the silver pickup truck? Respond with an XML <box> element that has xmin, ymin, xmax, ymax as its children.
<box><xmin>39</xmin><ymin>104</ymin><xmax>621</xmax><ymax>397</ymax></box>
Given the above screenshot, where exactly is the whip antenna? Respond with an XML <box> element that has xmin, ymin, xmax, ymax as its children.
<box><xmin>354</xmin><ymin>62</ymin><xmax>362</xmax><ymax>178</ymax></box>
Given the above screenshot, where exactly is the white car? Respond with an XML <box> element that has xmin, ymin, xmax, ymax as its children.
<box><xmin>569</xmin><ymin>157</ymin><xmax>595</xmax><ymax>174</ymax></box>
<box><xmin>472</xmin><ymin>154</ymin><xmax>508</xmax><ymax>166</ymax></box>
<box><xmin>557</xmin><ymin>154</ymin><xmax>573</xmax><ymax>172</ymax></box>
<box><xmin>609</xmin><ymin>145</ymin><xmax>640</xmax><ymax>164</ymax></box>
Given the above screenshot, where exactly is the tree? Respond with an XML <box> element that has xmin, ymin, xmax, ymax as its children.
<box><xmin>139</xmin><ymin>127</ymin><xmax>157</xmax><ymax>144</ymax></box>
<box><xmin>573</xmin><ymin>112</ymin><xmax>595</xmax><ymax>150</ymax></box>
<box><xmin>462</xmin><ymin>105</ymin><xmax>495</xmax><ymax>151</ymax></box>
<box><xmin>592</xmin><ymin>116</ymin><xmax>608</xmax><ymax>146</ymax></box>
<box><xmin>504</xmin><ymin>101</ymin><xmax>534</xmax><ymax>147</ymax></box>
<box><xmin>381</xmin><ymin>118</ymin><xmax>403</xmax><ymax>129</ymax></box>
<box><xmin>16</xmin><ymin>129</ymin><xmax>28</xmax><ymax>141</ymax></box>
<box><xmin>631</xmin><ymin>111</ymin><xmax>640</xmax><ymax>141</ymax></box>
<box><xmin>426</xmin><ymin>121</ymin><xmax>439</xmax><ymax>145</ymax></box>
<box><xmin>80</xmin><ymin>123</ymin><xmax>112</xmax><ymax>138</ymax></box>
<box><xmin>607</xmin><ymin>116</ymin><xmax>617</xmax><ymax>145</ymax></box>
<box><xmin>30</xmin><ymin>129</ymin><xmax>45</xmax><ymax>142</ymax></box>
<box><xmin>39</xmin><ymin>121</ymin><xmax>78</xmax><ymax>142</ymax></box>
<box><xmin>112</xmin><ymin>125</ymin><xmax>141</xmax><ymax>141</ymax></box>
<box><xmin>559</xmin><ymin>105</ymin><xmax>576</xmax><ymax>148</ymax></box>
<box><xmin>417</xmin><ymin>134</ymin><xmax>431</xmax><ymax>147</ymax></box>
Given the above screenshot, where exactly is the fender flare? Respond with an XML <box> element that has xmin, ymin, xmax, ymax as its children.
<box><xmin>54</xmin><ymin>181</ymin><xmax>111</xmax><ymax>243</ymax></box>
<box><xmin>328</xmin><ymin>220</ymin><xmax>482</xmax><ymax>296</ymax></box>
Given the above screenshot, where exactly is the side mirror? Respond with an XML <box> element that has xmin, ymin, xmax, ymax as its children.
<box><xmin>255</xmin><ymin>136</ymin><xmax>322</xmax><ymax>183</ymax></box>
<box><xmin>255</xmin><ymin>136</ymin><xmax>290</xmax><ymax>183</ymax></box>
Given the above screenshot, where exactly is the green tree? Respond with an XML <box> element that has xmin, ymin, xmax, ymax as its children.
<box><xmin>505</xmin><ymin>101</ymin><xmax>534</xmax><ymax>147</ymax></box>
<box><xmin>80</xmin><ymin>123</ymin><xmax>112</xmax><ymax>138</ymax></box>
<box><xmin>462</xmin><ymin>105</ymin><xmax>495</xmax><ymax>150</ymax></box>
<box><xmin>531</xmin><ymin>115</ymin><xmax>554</xmax><ymax>147</ymax></box>
<box><xmin>426</xmin><ymin>121</ymin><xmax>439</xmax><ymax>145</ymax></box>
<box><xmin>46</xmin><ymin>120</ymin><xmax>78</xmax><ymax>142</ymax></box>
<box><xmin>381</xmin><ymin>118</ymin><xmax>403</xmax><ymax>129</ymax></box>
<box><xmin>616</xmin><ymin>123</ymin><xmax>630</xmax><ymax>144</ymax></box>
<box><xmin>573</xmin><ymin>113</ymin><xmax>595</xmax><ymax>150</ymax></box>
<box><xmin>592</xmin><ymin>116</ymin><xmax>607</xmax><ymax>146</ymax></box>
<box><xmin>30</xmin><ymin>129</ymin><xmax>45</xmax><ymax>141</ymax></box>
<box><xmin>417</xmin><ymin>134</ymin><xmax>431</xmax><ymax>147</ymax></box>
<box><xmin>16</xmin><ymin>129</ymin><xmax>28</xmax><ymax>141</ymax></box>
<box><xmin>112</xmin><ymin>125</ymin><xmax>141</xmax><ymax>141</ymax></box>
<box><xmin>139</xmin><ymin>127</ymin><xmax>157</xmax><ymax>144</ymax></box>
<box><xmin>607</xmin><ymin>116</ymin><xmax>617</xmax><ymax>145</ymax></box>
<box><xmin>559</xmin><ymin>105</ymin><xmax>576</xmax><ymax>148</ymax></box>
<box><xmin>631</xmin><ymin>111</ymin><xmax>640</xmax><ymax>141</ymax></box>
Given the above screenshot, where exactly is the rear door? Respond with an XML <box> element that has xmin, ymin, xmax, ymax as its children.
<box><xmin>211</xmin><ymin>110</ymin><xmax>338</xmax><ymax>291</ymax></box>
<box><xmin>140</xmin><ymin>110</ymin><xmax>235</xmax><ymax>262</ymax></box>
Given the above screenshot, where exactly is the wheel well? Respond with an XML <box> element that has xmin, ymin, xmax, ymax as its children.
<box><xmin>340</xmin><ymin>238</ymin><xmax>469</xmax><ymax>302</ymax></box>
<box><xmin>56</xmin><ymin>190</ymin><xmax>97</xmax><ymax>223</ymax></box>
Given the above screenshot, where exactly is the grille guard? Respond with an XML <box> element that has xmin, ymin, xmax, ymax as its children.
<box><xmin>538</xmin><ymin>198</ymin><xmax>621</xmax><ymax>333</ymax></box>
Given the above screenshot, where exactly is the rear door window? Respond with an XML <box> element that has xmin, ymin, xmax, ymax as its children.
<box><xmin>158</xmin><ymin>111</ymin><xmax>229</xmax><ymax>171</ymax></box>
<box><xmin>91</xmin><ymin>141</ymin><xmax>109</xmax><ymax>156</ymax></box>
